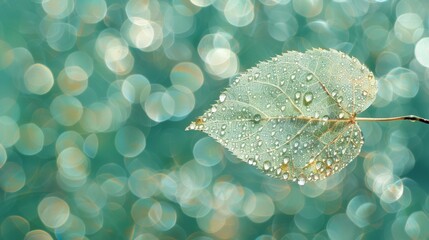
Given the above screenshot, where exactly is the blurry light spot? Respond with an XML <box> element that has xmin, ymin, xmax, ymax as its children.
<box><xmin>96</xmin><ymin>163</ymin><xmax>128</xmax><ymax>197</ymax></box>
<box><xmin>193</xmin><ymin>137</ymin><xmax>224</xmax><ymax>167</ymax></box>
<box><xmin>180</xmin><ymin>160</ymin><xmax>212</xmax><ymax>190</ymax></box>
<box><xmin>170</xmin><ymin>62</ymin><xmax>204</xmax><ymax>92</ymax></box>
<box><xmin>149</xmin><ymin>201</ymin><xmax>177</xmax><ymax>231</ymax></box>
<box><xmin>46</xmin><ymin>22</ymin><xmax>77</xmax><ymax>52</ymax></box>
<box><xmin>346</xmin><ymin>195</ymin><xmax>378</xmax><ymax>228</ymax></box>
<box><xmin>167</xmin><ymin>86</ymin><xmax>195</xmax><ymax>118</ymax></box>
<box><xmin>121</xmin><ymin>74</ymin><xmax>151</xmax><ymax>103</ymax></box>
<box><xmin>394</xmin><ymin>13</ymin><xmax>424</xmax><ymax>44</ymax></box>
<box><xmin>244</xmin><ymin>193</ymin><xmax>275</xmax><ymax>223</ymax></box>
<box><xmin>132</xmin><ymin>198</ymin><xmax>158</xmax><ymax>227</ymax></box>
<box><xmin>129</xmin><ymin>168</ymin><xmax>158</xmax><ymax>199</ymax></box>
<box><xmin>224</xmin><ymin>0</ymin><xmax>255</xmax><ymax>27</ymax></box>
<box><xmin>23</xmin><ymin>64</ymin><xmax>54</xmax><ymax>95</ymax></box>
<box><xmin>42</xmin><ymin>0</ymin><xmax>74</xmax><ymax>19</ymax></box>
<box><xmin>57</xmin><ymin>147</ymin><xmax>89</xmax><ymax>181</ymax></box>
<box><xmin>55</xmin><ymin>131</ymin><xmax>84</xmax><ymax>154</ymax></box>
<box><xmin>327</xmin><ymin>213</ymin><xmax>360</xmax><ymax>240</ymax></box>
<box><xmin>292</xmin><ymin>0</ymin><xmax>323</xmax><ymax>18</ymax></box>
<box><xmin>15</xmin><ymin>123</ymin><xmax>44</xmax><ymax>156</ymax></box>
<box><xmin>405</xmin><ymin>211</ymin><xmax>429</xmax><ymax>239</ymax></box>
<box><xmin>385</xmin><ymin>67</ymin><xmax>419</xmax><ymax>98</ymax></box>
<box><xmin>76</xmin><ymin>0</ymin><xmax>107</xmax><ymax>24</ymax></box>
<box><xmin>38</xmin><ymin>196</ymin><xmax>70</xmax><ymax>228</ymax></box>
<box><xmin>0</xmin><ymin>116</ymin><xmax>20</xmax><ymax>147</ymax></box>
<box><xmin>0</xmin><ymin>162</ymin><xmax>26</xmax><ymax>192</ymax></box>
<box><xmin>65</xmin><ymin>51</ymin><xmax>94</xmax><ymax>77</ymax></box>
<box><xmin>80</xmin><ymin>102</ymin><xmax>113</xmax><ymax>132</ymax></box>
<box><xmin>50</xmin><ymin>95</ymin><xmax>83</xmax><ymax>126</ymax></box>
<box><xmin>83</xmin><ymin>133</ymin><xmax>99</xmax><ymax>158</ymax></box>
<box><xmin>114</xmin><ymin>126</ymin><xmax>146</xmax><ymax>157</ymax></box>
<box><xmin>190</xmin><ymin>0</ymin><xmax>215</xmax><ymax>7</ymax></box>
<box><xmin>121</xmin><ymin>18</ymin><xmax>163</xmax><ymax>52</ymax></box>
<box><xmin>0</xmin><ymin>144</ymin><xmax>6</xmax><ymax>168</ymax></box>
<box><xmin>57</xmin><ymin>66</ymin><xmax>89</xmax><ymax>96</ymax></box>
<box><xmin>1</xmin><ymin>215</ymin><xmax>30</xmax><ymax>240</ymax></box>
<box><xmin>24</xmin><ymin>230</ymin><xmax>53</xmax><ymax>240</ymax></box>
<box><xmin>204</xmin><ymin>48</ymin><xmax>239</xmax><ymax>79</ymax></box>
<box><xmin>415</xmin><ymin>37</ymin><xmax>429</xmax><ymax>68</ymax></box>
<box><xmin>144</xmin><ymin>91</ymin><xmax>175</xmax><ymax>122</ymax></box>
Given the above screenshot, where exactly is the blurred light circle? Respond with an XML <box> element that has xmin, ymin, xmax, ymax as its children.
<box><xmin>15</xmin><ymin>123</ymin><xmax>44</xmax><ymax>156</ymax></box>
<box><xmin>292</xmin><ymin>0</ymin><xmax>323</xmax><ymax>18</ymax></box>
<box><xmin>23</xmin><ymin>64</ymin><xmax>54</xmax><ymax>95</ymax></box>
<box><xmin>198</xmin><ymin>33</ymin><xmax>231</xmax><ymax>61</ymax></box>
<box><xmin>121</xmin><ymin>74</ymin><xmax>151</xmax><ymax>103</ymax></box>
<box><xmin>415</xmin><ymin>37</ymin><xmax>429</xmax><ymax>68</ymax></box>
<box><xmin>42</xmin><ymin>0</ymin><xmax>74</xmax><ymax>19</ymax></box>
<box><xmin>80</xmin><ymin>102</ymin><xmax>113</xmax><ymax>132</ymax></box>
<box><xmin>50</xmin><ymin>95</ymin><xmax>83</xmax><ymax>126</ymax></box>
<box><xmin>132</xmin><ymin>198</ymin><xmax>158</xmax><ymax>227</ymax></box>
<box><xmin>394</xmin><ymin>13</ymin><xmax>423</xmax><ymax>44</ymax></box>
<box><xmin>24</xmin><ymin>230</ymin><xmax>53</xmax><ymax>240</ymax></box>
<box><xmin>164</xmin><ymin>6</ymin><xmax>194</xmax><ymax>35</ymax></box>
<box><xmin>0</xmin><ymin>97</ymin><xmax>20</xmax><ymax>121</ymax></box>
<box><xmin>223</xmin><ymin>0</ymin><xmax>255</xmax><ymax>27</ymax></box>
<box><xmin>121</xmin><ymin>18</ymin><xmax>163</xmax><ymax>52</ymax></box>
<box><xmin>380</xmin><ymin>177</ymin><xmax>404</xmax><ymax>204</ymax></box>
<box><xmin>0</xmin><ymin>116</ymin><xmax>20</xmax><ymax>147</ymax></box>
<box><xmin>327</xmin><ymin>214</ymin><xmax>360</xmax><ymax>240</ymax></box>
<box><xmin>346</xmin><ymin>195</ymin><xmax>378</xmax><ymax>228</ymax></box>
<box><xmin>57</xmin><ymin>147</ymin><xmax>89</xmax><ymax>180</ymax></box>
<box><xmin>244</xmin><ymin>193</ymin><xmax>275</xmax><ymax>223</ymax></box>
<box><xmin>385</xmin><ymin>67</ymin><xmax>419</xmax><ymax>98</ymax></box>
<box><xmin>54</xmin><ymin>215</ymin><xmax>86</xmax><ymax>239</ymax></box>
<box><xmin>193</xmin><ymin>137</ymin><xmax>224</xmax><ymax>167</ymax></box>
<box><xmin>144</xmin><ymin>91</ymin><xmax>175</xmax><ymax>122</ymax></box>
<box><xmin>125</xmin><ymin>0</ymin><xmax>161</xmax><ymax>21</ymax></box>
<box><xmin>268</xmin><ymin>19</ymin><xmax>298</xmax><ymax>41</ymax></box>
<box><xmin>74</xmin><ymin>182</ymin><xmax>107</xmax><ymax>216</ymax></box>
<box><xmin>0</xmin><ymin>215</ymin><xmax>30</xmax><ymax>240</ymax></box>
<box><xmin>38</xmin><ymin>196</ymin><xmax>70</xmax><ymax>228</ymax></box>
<box><xmin>129</xmin><ymin>168</ymin><xmax>158</xmax><ymax>199</ymax></box>
<box><xmin>190</xmin><ymin>0</ymin><xmax>215</xmax><ymax>7</ymax></box>
<box><xmin>0</xmin><ymin>144</ymin><xmax>6</xmax><ymax>168</ymax></box>
<box><xmin>55</xmin><ymin>131</ymin><xmax>84</xmax><ymax>154</ymax></box>
<box><xmin>405</xmin><ymin>211</ymin><xmax>429</xmax><ymax>239</ymax></box>
<box><xmin>180</xmin><ymin>160</ymin><xmax>212</xmax><ymax>190</ymax></box>
<box><xmin>0</xmin><ymin>162</ymin><xmax>26</xmax><ymax>192</ymax></box>
<box><xmin>57</xmin><ymin>66</ymin><xmax>88</xmax><ymax>96</ymax></box>
<box><xmin>149</xmin><ymin>201</ymin><xmax>177</xmax><ymax>231</ymax></box>
<box><xmin>170</xmin><ymin>62</ymin><xmax>204</xmax><ymax>92</ymax></box>
<box><xmin>65</xmin><ymin>51</ymin><xmax>94</xmax><ymax>77</ymax></box>
<box><xmin>96</xmin><ymin>163</ymin><xmax>128</xmax><ymax>196</ymax></box>
<box><xmin>114</xmin><ymin>126</ymin><xmax>146</xmax><ymax>157</ymax></box>
<box><xmin>83</xmin><ymin>133</ymin><xmax>99</xmax><ymax>158</ymax></box>
<box><xmin>46</xmin><ymin>22</ymin><xmax>77</xmax><ymax>52</ymax></box>
<box><xmin>76</xmin><ymin>0</ymin><xmax>107</xmax><ymax>24</ymax></box>
<box><xmin>166</xmin><ymin>86</ymin><xmax>195</xmax><ymax>118</ymax></box>
<box><xmin>204</xmin><ymin>48</ymin><xmax>239</xmax><ymax>79</ymax></box>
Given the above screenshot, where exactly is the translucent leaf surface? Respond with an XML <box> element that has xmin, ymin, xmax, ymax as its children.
<box><xmin>187</xmin><ymin>49</ymin><xmax>377</xmax><ymax>185</ymax></box>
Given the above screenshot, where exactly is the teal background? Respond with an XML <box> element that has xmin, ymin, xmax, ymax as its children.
<box><xmin>1</xmin><ymin>0</ymin><xmax>429</xmax><ymax>239</ymax></box>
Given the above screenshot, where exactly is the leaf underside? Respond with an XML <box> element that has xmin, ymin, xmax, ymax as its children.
<box><xmin>188</xmin><ymin>49</ymin><xmax>377</xmax><ymax>185</ymax></box>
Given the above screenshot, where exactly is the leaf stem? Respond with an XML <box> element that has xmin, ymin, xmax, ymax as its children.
<box><xmin>355</xmin><ymin>115</ymin><xmax>429</xmax><ymax>124</ymax></box>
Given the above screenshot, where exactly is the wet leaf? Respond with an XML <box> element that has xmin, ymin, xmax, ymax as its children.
<box><xmin>187</xmin><ymin>49</ymin><xmax>377</xmax><ymax>185</ymax></box>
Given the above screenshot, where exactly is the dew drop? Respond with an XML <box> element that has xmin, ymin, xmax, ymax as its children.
<box><xmin>283</xmin><ymin>157</ymin><xmax>290</xmax><ymax>164</ymax></box>
<box><xmin>219</xmin><ymin>93</ymin><xmax>227</xmax><ymax>103</ymax></box>
<box><xmin>280</xmin><ymin>106</ymin><xmax>286</xmax><ymax>111</ymax></box>
<box><xmin>211</xmin><ymin>106</ymin><xmax>217</xmax><ymax>113</ymax></box>
<box><xmin>282</xmin><ymin>173</ymin><xmax>289</xmax><ymax>180</ymax></box>
<box><xmin>280</xmin><ymin>80</ymin><xmax>285</xmax><ymax>86</ymax></box>
<box><xmin>338</xmin><ymin>113</ymin><xmax>345</xmax><ymax>119</ymax></box>
<box><xmin>290</xmin><ymin>74</ymin><xmax>296</xmax><ymax>81</ymax></box>
<box><xmin>295</xmin><ymin>92</ymin><xmax>301</xmax><ymax>99</ymax></box>
<box><xmin>337</xmin><ymin>96</ymin><xmax>343</xmax><ymax>103</ymax></box>
<box><xmin>253</xmin><ymin>114</ymin><xmax>261</xmax><ymax>123</ymax></box>
<box><xmin>362</xmin><ymin>90</ymin><xmax>368</xmax><ymax>96</ymax></box>
<box><xmin>221</xmin><ymin>124</ymin><xmax>227</xmax><ymax>130</ymax></box>
<box><xmin>255</xmin><ymin>72</ymin><xmax>260</xmax><ymax>79</ymax></box>
<box><xmin>303</xmin><ymin>92</ymin><xmax>313</xmax><ymax>105</ymax></box>
<box><xmin>257</xmin><ymin>140</ymin><xmax>262</xmax><ymax>147</ymax></box>
<box><xmin>297</xmin><ymin>175</ymin><xmax>306</xmax><ymax>185</ymax></box>
<box><xmin>306</xmin><ymin>73</ymin><xmax>313</xmax><ymax>81</ymax></box>
<box><xmin>263</xmin><ymin>161</ymin><xmax>271</xmax><ymax>171</ymax></box>
<box><xmin>220</xmin><ymin>130</ymin><xmax>225</xmax><ymax>136</ymax></box>
<box><xmin>331</xmin><ymin>90</ymin><xmax>338</xmax><ymax>98</ymax></box>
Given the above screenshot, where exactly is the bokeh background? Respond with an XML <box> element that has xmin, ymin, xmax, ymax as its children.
<box><xmin>1</xmin><ymin>0</ymin><xmax>429</xmax><ymax>239</ymax></box>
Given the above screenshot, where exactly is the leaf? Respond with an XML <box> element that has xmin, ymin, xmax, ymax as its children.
<box><xmin>187</xmin><ymin>49</ymin><xmax>377</xmax><ymax>185</ymax></box>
